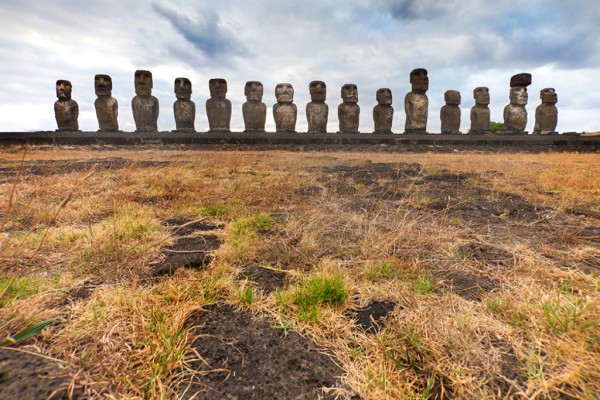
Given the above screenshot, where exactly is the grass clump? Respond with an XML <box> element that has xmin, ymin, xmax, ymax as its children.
<box><xmin>366</xmin><ymin>260</ymin><xmax>405</xmax><ymax>282</ymax></box>
<box><xmin>225</xmin><ymin>213</ymin><xmax>273</xmax><ymax>260</ymax></box>
<box><xmin>0</xmin><ymin>276</ymin><xmax>39</xmax><ymax>307</ymax></box>
<box><xmin>413</xmin><ymin>272</ymin><xmax>439</xmax><ymax>295</ymax></box>
<box><xmin>231</xmin><ymin>213</ymin><xmax>273</xmax><ymax>239</ymax></box>
<box><xmin>290</xmin><ymin>273</ymin><xmax>348</xmax><ymax>323</ymax></box>
<box><xmin>240</xmin><ymin>286</ymin><xmax>254</xmax><ymax>306</ymax></box>
<box><xmin>541</xmin><ymin>289</ymin><xmax>596</xmax><ymax>335</ymax></box>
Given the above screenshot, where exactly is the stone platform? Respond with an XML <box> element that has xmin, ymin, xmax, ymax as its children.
<box><xmin>1</xmin><ymin>131</ymin><xmax>599</xmax><ymax>152</ymax></box>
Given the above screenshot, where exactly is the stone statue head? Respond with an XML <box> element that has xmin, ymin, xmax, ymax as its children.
<box><xmin>275</xmin><ymin>83</ymin><xmax>294</xmax><ymax>103</ymax></box>
<box><xmin>244</xmin><ymin>81</ymin><xmax>263</xmax><ymax>101</ymax></box>
<box><xmin>473</xmin><ymin>87</ymin><xmax>490</xmax><ymax>105</ymax></box>
<box><xmin>410</xmin><ymin>68</ymin><xmax>429</xmax><ymax>92</ymax></box>
<box><xmin>309</xmin><ymin>81</ymin><xmax>327</xmax><ymax>102</ymax></box>
<box><xmin>444</xmin><ymin>90</ymin><xmax>461</xmax><ymax>105</ymax></box>
<box><xmin>540</xmin><ymin>88</ymin><xmax>557</xmax><ymax>104</ymax></box>
<box><xmin>134</xmin><ymin>70</ymin><xmax>153</xmax><ymax>96</ymax></box>
<box><xmin>341</xmin><ymin>84</ymin><xmax>358</xmax><ymax>104</ymax></box>
<box><xmin>56</xmin><ymin>80</ymin><xmax>72</xmax><ymax>100</ymax></box>
<box><xmin>174</xmin><ymin>77</ymin><xmax>192</xmax><ymax>100</ymax></box>
<box><xmin>94</xmin><ymin>74</ymin><xmax>112</xmax><ymax>96</ymax></box>
<box><xmin>209</xmin><ymin>78</ymin><xmax>227</xmax><ymax>99</ymax></box>
<box><xmin>509</xmin><ymin>87</ymin><xmax>528</xmax><ymax>106</ymax></box>
<box><xmin>376</xmin><ymin>88</ymin><xmax>392</xmax><ymax>105</ymax></box>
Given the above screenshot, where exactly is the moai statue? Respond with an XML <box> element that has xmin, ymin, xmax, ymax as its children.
<box><xmin>404</xmin><ymin>68</ymin><xmax>429</xmax><ymax>134</ymax></box>
<box><xmin>373</xmin><ymin>88</ymin><xmax>393</xmax><ymax>134</ymax></box>
<box><xmin>533</xmin><ymin>88</ymin><xmax>558</xmax><ymax>135</ymax></box>
<box><xmin>131</xmin><ymin>70</ymin><xmax>159</xmax><ymax>132</ymax></box>
<box><xmin>242</xmin><ymin>81</ymin><xmax>266</xmax><ymax>133</ymax></box>
<box><xmin>173</xmin><ymin>77</ymin><xmax>195</xmax><ymax>132</ymax></box>
<box><xmin>338</xmin><ymin>84</ymin><xmax>360</xmax><ymax>133</ymax></box>
<box><xmin>54</xmin><ymin>80</ymin><xmax>79</xmax><ymax>131</ymax></box>
<box><xmin>503</xmin><ymin>73</ymin><xmax>531</xmax><ymax>134</ymax></box>
<box><xmin>273</xmin><ymin>83</ymin><xmax>297</xmax><ymax>132</ymax></box>
<box><xmin>440</xmin><ymin>90</ymin><xmax>461</xmax><ymax>134</ymax></box>
<box><xmin>94</xmin><ymin>75</ymin><xmax>119</xmax><ymax>131</ymax></box>
<box><xmin>469</xmin><ymin>87</ymin><xmax>490</xmax><ymax>134</ymax></box>
<box><xmin>306</xmin><ymin>81</ymin><xmax>328</xmax><ymax>133</ymax></box>
<box><xmin>206</xmin><ymin>78</ymin><xmax>231</xmax><ymax>132</ymax></box>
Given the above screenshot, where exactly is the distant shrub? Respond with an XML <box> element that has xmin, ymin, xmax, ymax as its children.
<box><xmin>489</xmin><ymin>121</ymin><xmax>504</xmax><ymax>134</ymax></box>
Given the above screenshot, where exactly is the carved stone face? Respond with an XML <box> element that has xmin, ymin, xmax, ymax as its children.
<box><xmin>174</xmin><ymin>77</ymin><xmax>192</xmax><ymax>100</ymax></box>
<box><xmin>94</xmin><ymin>75</ymin><xmax>112</xmax><ymax>96</ymax></box>
<box><xmin>376</xmin><ymin>88</ymin><xmax>392</xmax><ymax>105</ymax></box>
<box><xmin>410</xmin><ymin>68</ymin><xmax>429</xmax><ymax>92</ymax></box>
<box><xmin>245</xmin><ymin>81</ymin><xmax>263</xmax><ymax>101</ymax></box>
<box><xmin>540</xmin><ymin>88</ymin><xmax>557</xmax><ymax>104</ymax></box>
<box><xmin>474</xmin><ymin>87</ymin><xmax>490</xmax><ymax>105</ymax></box>
<box><xmin>134</xmin><ymin>70</ymin><xmax>153</xmax><ymax>96</ymax></box>
<box><xmin>275</xmin><ymin>83</ymin><xmax>294</xmax><ymax>103</ymax></box>
<box><xmin>56</xmin><ymin>80</ymin><xmax>72</xmax><ymax>100</ymax></box>
<box><xmin>510</xmin><ymin>87</ymin><xmax>528</xmax><ymax>106</ymax></box>
<box><xmin>309</xmin><ymin>81</ymin><xmax>326</xmax><ymax>102</ymax></box>
<box><xmin>341</xmin><ymin>84</ymin><xmax>358</xmax><ymax>104</ymax></box>
<box><xmin>209</xmin><ymin>79</ymin><xmax>227</xmax><ymax>99</ymax></box>
<box><xmin>444</xmin><ymin>90</ymin><xmax>461</xmax><ymax>105</ymax></box>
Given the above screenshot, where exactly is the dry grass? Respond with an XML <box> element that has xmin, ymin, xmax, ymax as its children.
<box><xmin>1</xmin><ymin>147</ymin><xmax>599</xmax><ymax>399</ymax></box>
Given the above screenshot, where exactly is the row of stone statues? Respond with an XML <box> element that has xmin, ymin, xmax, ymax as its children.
<box><xmin>54</xmin><ymin>69</ymin><xmax>558</xmax><ymax>135</ymax></box>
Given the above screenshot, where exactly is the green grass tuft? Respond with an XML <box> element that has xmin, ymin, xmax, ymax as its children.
<box><xmin>292</xmin><ymin>273</ymin><xmax>348</xmax><ymax>323</ymax></box>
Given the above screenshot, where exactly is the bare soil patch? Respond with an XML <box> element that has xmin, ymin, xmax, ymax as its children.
<box><xmin>0</xmin><ymin>348</ymin><xmax>83</xmax><ymax>400</ymax></box>
<box><xmin>149</xmin><ymin>218</ymin><xmax>224</xmax><ymax>276</ymax></box>
<box><xmin>440</xmin><ymin>270</ymin><xmax>498</xmax><ymax>301</ymax></box>
<box><xmin>237</xmin><ymin>263</ymin><xmax>290</xmax><ymax>294</ymax></box>
<box><xmin>180</xmin><ymin>303</ymin><xmax>350</xmax><ymax>399</ymax></box>
<box><xmin>348</xmin><ymin>301</ymin><xmax>397</xmax><ymax>333</ymax></box>
<box><xmin>0</xmin><ymin>157</ymin><xmax>171</xmax><ymax>182</ymax></box>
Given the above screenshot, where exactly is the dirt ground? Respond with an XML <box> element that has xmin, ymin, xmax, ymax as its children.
<box><xmin>0</xmin><ymin>148</ymin><xmax>598</xmax><ymax>399</ymax></box>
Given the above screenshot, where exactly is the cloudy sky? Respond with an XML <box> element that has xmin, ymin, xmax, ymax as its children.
<box><xmin>1</xmin><ymin>0</ymin><xmax>599</xmax><ymax>133</ymax></box>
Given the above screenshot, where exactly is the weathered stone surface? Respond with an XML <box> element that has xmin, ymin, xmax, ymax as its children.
<box><xmin>404</xmin><ymin>68</ymin><xmax>429</xmax><ymax>134</ymax></box>
<box><xmin>338</xmin><ymin>84</ymin><xmax>360</xmax><ymax>133</ymax></box>
<box><xmin>94</xmin><ymin>74</ymin><xmax>118</xmax><ymax>131</ymax></box>
<box><xmin>173</xmin><ymin>77</ymin><xmax>195</xmax><ymax>132</ymax></box>
<box><xmin>533</xmin><ymin>88</ymin><xmax>558</xmax><ymax>135</ymax></box>
<box><xmin>510</xmin><ymin>73</ymin><xmax>532</xmax><ymax>88</ymax></box>
<box><xmin>273</xmin><ymin>83</ymin><xmax>297</xmax><ymax>133</ymax></box>
<box><xmin>54</xmin><ymin>80</ymin><xmax>79</xmax><ymax>131</ymax></box>
<box><xmin>440</xmin><ymin>90</ymin><xmax>461</xmax><ymax>134</ymax></box>
<box><xmin>373</xmin><ymin>88</ymin><xmax>393</xmax><ymax>134</ymax></box>
<box><xmin>306</xmin><ymin>81</ymin><xmax>328</xmax><ymax>133</ymax></box>
<box><xmin>469</xmin><ymin>87</ymin><xmax>490</xmax><ymax>134</ymax></box>
<box><xmin>243</xmin><ymin>81</ymin><xmax>266</xmax><ymax>133</ymax></box>
<box><xmin>206</xmin><ymin>78</ymin><xmax>231</xmax><ymax>132</ymax></box>
<box><xmin>132</xmin><ymin>70</ymin><xmax>159</xmax><ymax>132</ymax></box>
<box><xmin>504</xmin><ymin>73</ymin><xmax>532</xmax><ymax>134</ymax></box>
